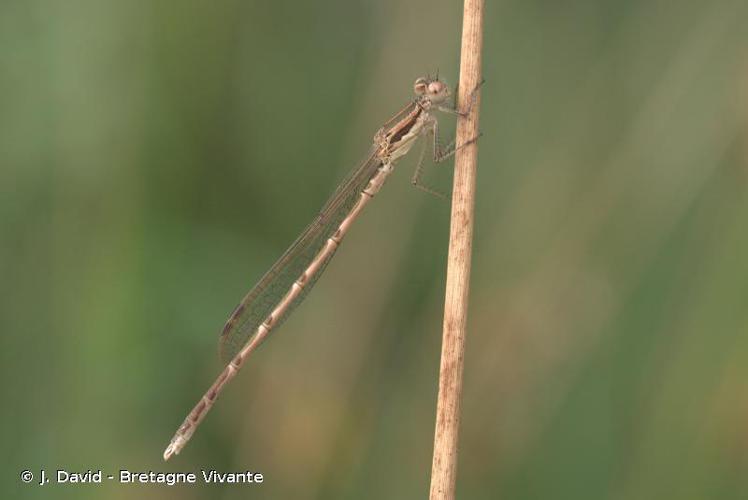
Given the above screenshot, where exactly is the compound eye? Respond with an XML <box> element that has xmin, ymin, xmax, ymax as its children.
<box><xmin>428</xmin><ymin>82</ymin><xmax>444</xmax><ymax>95</ymax></box>
<box><xmin>414</xmin><ymin>78</ymin><xmax>428</xmax><ymax>95</ymax></box>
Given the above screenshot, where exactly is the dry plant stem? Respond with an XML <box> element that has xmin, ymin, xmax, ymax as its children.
<box><xmin>428</xmin><ymin>0</ymin><xmax>484</xmax><ymax>499</ymax></box>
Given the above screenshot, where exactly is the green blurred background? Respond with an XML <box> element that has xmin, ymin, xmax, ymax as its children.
<box><xmin>3</xmin><ymin>0</ymin><xmax>748</xmax><ymax>498</ymax></box>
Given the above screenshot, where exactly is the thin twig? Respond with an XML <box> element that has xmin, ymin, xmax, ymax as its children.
<box><xmin>428</xmin><ymin>0</ymin><xmax>484</xmax><ymax>498</ymax></box>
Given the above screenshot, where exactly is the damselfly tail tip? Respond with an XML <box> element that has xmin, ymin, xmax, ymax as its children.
<box><xmin>163</xmin><ymin>442</ymin><xmax>177</xmax><ymax>461</ymax></box>
<box><xmin>163</xmin><ymin>431</ymin><xmax>189</xmax><ymax>461</ymax></box>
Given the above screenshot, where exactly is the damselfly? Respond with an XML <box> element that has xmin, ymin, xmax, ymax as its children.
<box><xmin>164</xmin><ymin>75</ymin><xmax>480</xmax><ymax>460</ymax></box>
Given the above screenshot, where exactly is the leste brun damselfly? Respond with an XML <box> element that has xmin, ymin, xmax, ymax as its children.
<box><xmin>164</xmin><ymin>75</ymin><xmax>481</xmax><ymax>460</ymax></box>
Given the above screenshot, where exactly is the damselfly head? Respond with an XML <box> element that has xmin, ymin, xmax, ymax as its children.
<box><xmin>414</xmin><ymin>76</ymin><xmax>450</xmax><ymax>104</ymax></box>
